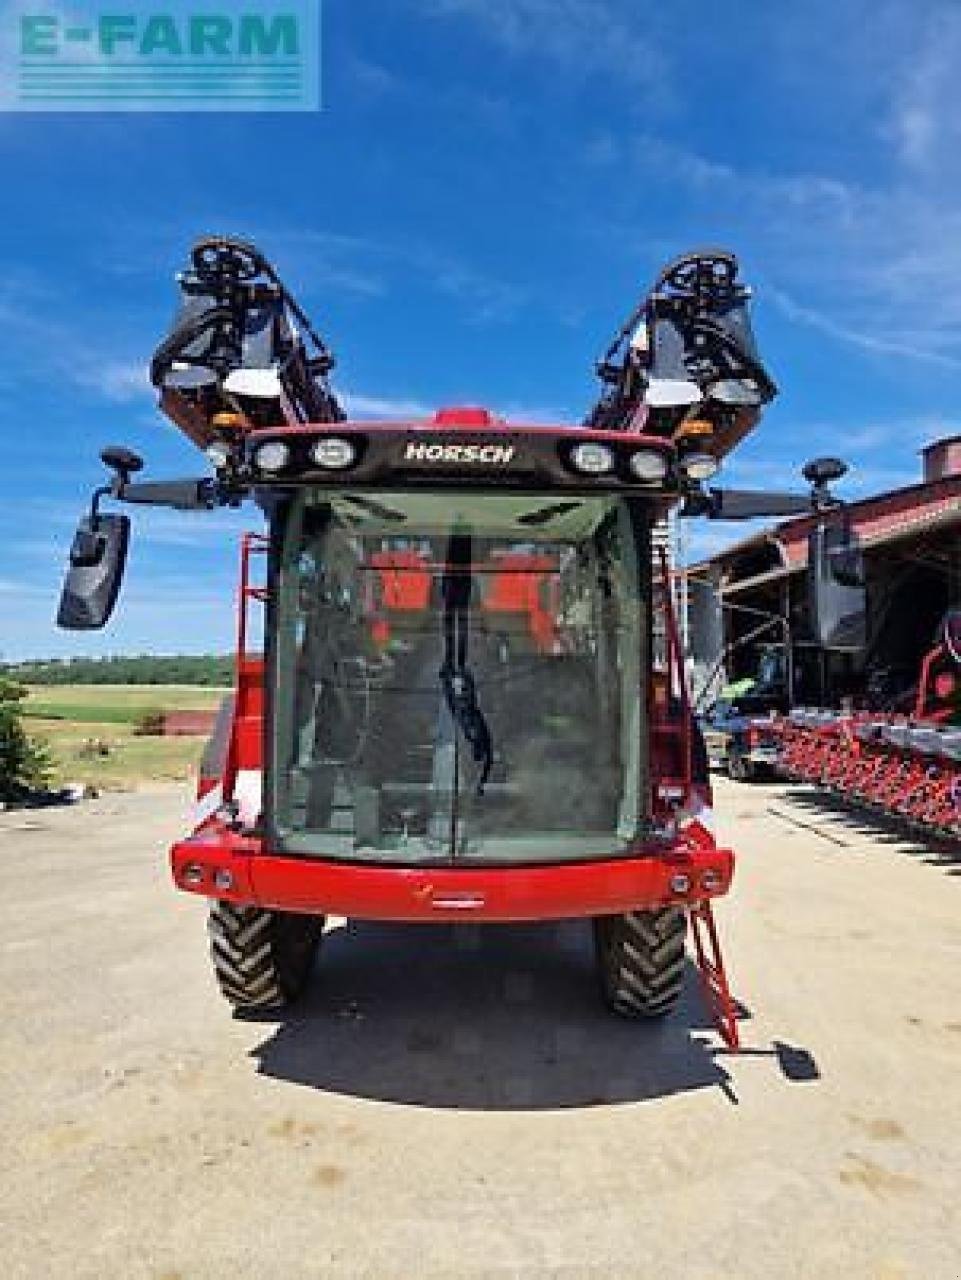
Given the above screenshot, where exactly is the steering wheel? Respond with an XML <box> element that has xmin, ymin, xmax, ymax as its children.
<box><xmin>191</xmin><ymin>237</ymin><xmax>264</xmax><ymax>284</ymax></box>
<box><xmin>656</xmin><ymin>249</ymin><xmax>738</xmax><ymax>299</ymax></box>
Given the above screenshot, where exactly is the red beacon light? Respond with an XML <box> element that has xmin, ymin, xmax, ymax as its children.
<box><xmin>430</xmin><ymin>407</ymin><xmax>500</xmax><ymax>429</ymax></box>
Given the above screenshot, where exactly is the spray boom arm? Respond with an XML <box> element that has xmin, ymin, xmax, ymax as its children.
<box><xmin>585</xmin><ymin>249</ymin><xmax>777</xmax><ymax>463</ymax></box>
<box><xmin>55</xmin><ymin>237</ymin><xmax>813</xmax><ymax>633</ymax></box>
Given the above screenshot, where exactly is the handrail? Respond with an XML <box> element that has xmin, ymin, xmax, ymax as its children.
<box><xmin>236</xmin><ymin>532</ymin><xmax>269</xmax><ymax>672</ymax></box>
<box><xmin>656</xmin><ymin>545</ymin><xmax>692</xmax><ymax>801</ymax></box>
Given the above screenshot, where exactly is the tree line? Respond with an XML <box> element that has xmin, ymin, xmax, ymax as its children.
<box><xmin>2</xmin><ymin>655</ymin><xmax>235</xmax><ymax>686</ymax></box>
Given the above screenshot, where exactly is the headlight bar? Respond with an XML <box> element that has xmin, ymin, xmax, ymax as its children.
<box><xmin>243</xmin><ymin>425</ymin><xmax>679</xmax><ymax>494</ymax></box>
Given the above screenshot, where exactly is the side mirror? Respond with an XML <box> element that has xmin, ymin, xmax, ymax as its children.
<box><xmin>100</xmin><ymin>444</ymin><xmax>144</xmax><ymax>484</ymax></box>
<box><xmin>56</xmin><ymin>512</ymin><xmax>130</xmax><ymax>630</ymax></box>
<box><xmin>809</xmin><ymin>520</ymin><xmax>866</xmax><ymax>650</ymax></box>
<box><xmin>829</xmin><ymin>542</ymin><xmax>865</xmax><ymax>589</ymax></box>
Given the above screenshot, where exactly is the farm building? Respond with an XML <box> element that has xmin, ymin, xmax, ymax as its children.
<box><xmin>684</xmin><ymin>435</ymin><xmax>961</xmax><ymax>709</ymax></box>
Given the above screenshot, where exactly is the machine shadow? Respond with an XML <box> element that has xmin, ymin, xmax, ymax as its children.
<box><xmin>249</xmin><ymin>920</ymin><xmax>750</xmax><ymax>1110</ymax></box>
<box><xmin>779</xmin><ymin>786</ymin><xmax>961</xmax><ymax>868</ymax></box>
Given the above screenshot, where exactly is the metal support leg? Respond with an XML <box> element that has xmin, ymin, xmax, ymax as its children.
<box><xmin>688</xmin><ymin>899</ymin><xmax>740</xmax><ymax>1050</ymax></box>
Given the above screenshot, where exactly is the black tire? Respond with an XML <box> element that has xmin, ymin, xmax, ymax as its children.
<box><xmin>207</xmin><ymin>901</ymin><xmax>324</xmax><ymax>1011</ymax></box>
<box><xmin>593</xmin><ymin>907</ymin><xmax>687</xmax><ymax>1019</ymax></box>
<box><xmin>727</xmin><ymin>745</ymin><xmax>754</xmax><ymax>782</ymax></box>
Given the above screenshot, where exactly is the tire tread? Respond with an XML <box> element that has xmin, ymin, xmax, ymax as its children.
<box><xmin>206</xmin><ymin>901</ymin><xmax>323</xmax><ymax>1011</ymax></box>
<box><xmin>595</xmin><ymin>907</ymin><xmax>687</xmax><ymax>1021</ymax></box>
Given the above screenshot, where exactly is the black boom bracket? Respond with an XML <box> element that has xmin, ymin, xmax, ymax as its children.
<box><xmin>587</xmin><ymin>248</ymin><xmax>777</xmax><ymax>434</ymax></box>
<box><xmin>149</xmin><ymin>234</ymin><xmax>344</xmax><ymax>443</ymax></box>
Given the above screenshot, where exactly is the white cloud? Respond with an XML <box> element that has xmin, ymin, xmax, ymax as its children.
<box><xmin>884</xmin><ymin>6</ymin><xmax>961</xmax><ymax>172</ymax></box>
<box><xmin>340</xmin><ymin>390</ymin><xmax>433</xmax><ymax>419</ymax></box>
<box><xmin>601</xmin><ymin>125</ymin><xmax>961</xmax><ymax>372</ymax></box>
<box><xmin>0</xmin><ymin>286</ymin><xmax>155</xmax><ymax>406</ymax></box>
<box><xmin>423</xmin><ymin>0</ymin><xmax>669</xmax><ymax>97</ymax></box>
<box><xmin>345</xmin><ymin>55</ymin><xmax>401</xmax><ymax>99</ymax></box>
<box><xmin>892</xmin><ymin>106</ymin><xmax>936</xmax><ymax>169</ymax></box>
<box><xmin>72</xmin><ymin>360</ymin><xmax>152</xmax><ymax>403</ymax></box>
<box><xmin>494</xmin><ymin>401</ymin><xmax>573</xmax><ymax>423</ymax></box>
<box><xmin>766</xmin><ymin>287</ymin><xmax>961</xmax><ymax>371</ymax></box>
<box><xmin>250</xmin><ymin>227</ymin><xmax>529</xmax><ymax>325</ymax></box>
<box><xmin>340</xmin><ymin>390</ymin><xmax>573</xmax><ymax>423</ymax></box>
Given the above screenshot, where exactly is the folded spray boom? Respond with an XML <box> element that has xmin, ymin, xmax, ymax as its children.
<box><xmin>150</xmin><ymin>236</ymin><xmax>344</xmax><ymax>451</ymax></box>
<box><xmin>72</xmin><ymin>235</ymin><xmax>833</xmax><ymax>539</ymax></box>
<box><xmin>585</xmin><ymin>249</ymin><xmax>777</xmax><ymax>460</ymax></box>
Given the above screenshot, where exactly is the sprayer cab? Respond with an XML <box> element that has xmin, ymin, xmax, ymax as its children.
<box><xmin>192</xmin><ymin>406</ymin><xmax>690</xmax><ymax>867</ymax></box>
<box><xmin>54</xmin><ymin>241</ymin><xmax>789</xmax><ymax>1046</ymax></box>
<box><xmin>269</xmin><ymin>470</ymin><xmax>655</xmax><ymax>864</ymax></box>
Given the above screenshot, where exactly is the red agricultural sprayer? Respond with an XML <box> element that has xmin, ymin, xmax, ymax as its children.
<box><xmin>771</xmin><ymin>613</ymin><xmax>961</xmax><ymax>838</ymax></box>
<box><xmin>57</xmin><ymin>239</ymin><xmax>842</xmax><ymax>1048</ymax></box>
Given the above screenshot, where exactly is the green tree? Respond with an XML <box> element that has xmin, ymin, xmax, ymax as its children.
<box><xmin>1</xmin><ymin>654</ymin><xmax>235</xmax><ymax>686</ymax></box>
<box><xmin>0</xmin><ymin>676</ymin><xmax>49</xmax><ymax>801</ymax></box>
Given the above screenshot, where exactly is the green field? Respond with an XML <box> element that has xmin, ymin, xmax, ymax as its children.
<box><xmin>22</xmin><ymin>685</ymin><xmax>230</xmax><ymax>789</ymax></box>
<box><xmin>22</xmin><ymin>683</ymin><xmax>228</xmax><ymax>724</ymax></box>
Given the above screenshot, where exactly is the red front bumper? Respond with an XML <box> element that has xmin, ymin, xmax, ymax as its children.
<box><xmin>170</xmin><ymin>824</ymin><xmax>734</xmax><ymax>922</ymax></box>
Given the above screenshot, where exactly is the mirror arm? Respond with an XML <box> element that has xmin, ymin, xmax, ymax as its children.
<box><xmin>110</xmin><ymin>477</ymin><xmax>238</xmax><ymax>511</ymax></box>
<box><xmin>89</xmin><ymin>482</ymin><xmax>113</xmax><ymax>522</ymax></box>
<box><xmin>683</xmin><ymin>487</ymin><xmax>815</xmax><ymax>521</ymax></box>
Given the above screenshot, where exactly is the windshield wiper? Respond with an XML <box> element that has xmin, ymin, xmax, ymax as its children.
<box><xmin>440</xmin><ymin>666</ymin><xmax>493</xmax><ymax>795</ymax></box>
<box><xmin>340</xmin><ymin>495</ymin><xmax>407</xmax><ymax>523</ymax></box>
<box><xmin>440</xmin><ymin>533</ymin><xmax>494</xmax><ymax>796</ymax></box>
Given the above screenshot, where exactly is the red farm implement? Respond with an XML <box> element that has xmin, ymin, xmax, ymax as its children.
<box><xmin>771</xmin><ymin>617</ymin><xmax>961</xmax><ymax>840</ymax></box>
<box><xmin>58</xmin><ymin>239</ymin><xmax>827</xmax><ymax>1048</ymax></box>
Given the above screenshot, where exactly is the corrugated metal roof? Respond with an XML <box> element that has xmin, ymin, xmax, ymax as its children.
<box><xmin>688</xmin><ymin>472</ymin><xmax>961</xmax><ymax>578</ymax></box>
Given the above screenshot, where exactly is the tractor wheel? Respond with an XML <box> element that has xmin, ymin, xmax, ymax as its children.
<box><xmin>207</xmin><ymin>901</ymin><xmax>324</xmax><ymax>1011</ymax></box>
<box><xmin>593</xmin><ymin>907</ymin><xmax>687</xmax><ymax>1020</ymax></box>
<box><xmin>727</xmin><ymin>745</ymin><xmax>754</xmax><ymax>783</ymax></box>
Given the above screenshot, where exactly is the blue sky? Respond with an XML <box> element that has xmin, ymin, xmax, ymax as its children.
<box><xmin>3</xmin><ymin>0</ymin><xmax>961</xmax><ymax>658</ymax></box>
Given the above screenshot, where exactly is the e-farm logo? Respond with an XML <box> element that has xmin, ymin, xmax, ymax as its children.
<box><xmin>7</xmin><ymin>4</ymin><xmax>319</xmax><ymax>111</ymax></box>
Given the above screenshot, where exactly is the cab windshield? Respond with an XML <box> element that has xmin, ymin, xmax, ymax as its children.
<box><xmin>269</xmin><ymin>490</ymin><xmax>650</xmax><ymax>864</ymax></box>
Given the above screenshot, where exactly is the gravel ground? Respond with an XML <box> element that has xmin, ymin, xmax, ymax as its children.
<box><xmin>1</xmin><ymin>777</ymin><xmax>959</xmax><ymax>1279</ymax></box>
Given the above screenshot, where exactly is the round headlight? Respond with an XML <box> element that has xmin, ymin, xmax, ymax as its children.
<box><xmin>682</xmin><ymin>452</ymin><xmax>720</xmax><ymax>482</ymax></box>
<box><xmin>253</xmin><ymin>441</ymin><xmax>290</xmax><ymax>473</ymax></box>
<box><xmin>205</xmin><ymin>441</ymin><xmax>232</xmax><ymax>471</ymax></box>
<box><xmin>629</xmin><ymin>449</ymin><xmax>669</xmax><ymax>483</ymax></box>
<box><xmin>310</xmin><ymin>437</ymin><xmax>357</xmax><ymax>470</ymax></box>
<box><xmin>570</xmin><ymin>442</ymin><xmax>615</xmax><ymax>475</ymax></box>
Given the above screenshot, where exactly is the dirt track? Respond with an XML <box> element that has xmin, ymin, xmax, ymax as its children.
<box><xmin>1</xmin><ymin>778</ymin><xmax>960</xmax><ymax>1278</ymax></box>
